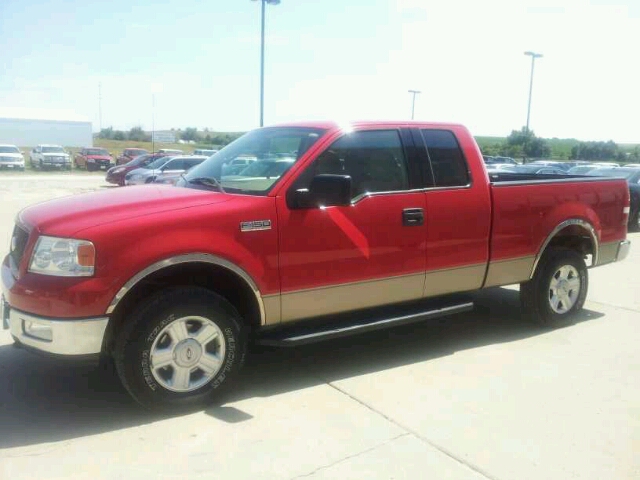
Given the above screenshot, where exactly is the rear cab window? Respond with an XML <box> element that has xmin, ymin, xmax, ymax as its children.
<box><xmin>418</xmin><ymin>129</ymin><xmax>470</xmax><ymax>188</ymax></box>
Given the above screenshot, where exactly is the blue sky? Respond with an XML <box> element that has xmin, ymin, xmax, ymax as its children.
<box><xmin>1</xmin><ymin>0</ymin><xmax>639</xmax><ymax>142</ymax></box>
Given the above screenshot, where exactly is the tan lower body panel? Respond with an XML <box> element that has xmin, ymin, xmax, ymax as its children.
<box><xmin>483</xmin><ymin>256</ymin><xmax>535</xmax><ymax>287</ymax></box>
<box><xmin>279</xmin><ymin>272</ymin><xmax>425</xmax><ymax>323</ymax></box>
<box><xmin>596</xmin><ymin>241</ymin><xmax>619</xmax><ymax>266</ymax></box>
<box><xmin>263</xmin><ymin>295</ymin><xmax>281</xmax><ymax>325</ymax></box>
<box><xmin>424</xmin><ymin>263</ymin><xmax>487</xmax><ymax>297</ymax></box>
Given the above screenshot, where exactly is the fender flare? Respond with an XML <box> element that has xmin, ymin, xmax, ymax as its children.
<box><xmin>105</xmin><ymin>253</ymin><xmax>266</xmax><ymax>325</ymax></box>
<box><xmin>529</xmin><ymin>218</ymin><xmax>599</xmax><ymax>279</ymax></box>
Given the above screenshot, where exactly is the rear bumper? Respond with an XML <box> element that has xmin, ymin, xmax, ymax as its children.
<box><xmin>616</xmin><ymin>240</ymin><xmax>631</xmax><ymax>262</ymax></box>
<box><xmin>3</xmin><ymin>301</ymin><xmax>108</xmax><ymax>356</ymax></box>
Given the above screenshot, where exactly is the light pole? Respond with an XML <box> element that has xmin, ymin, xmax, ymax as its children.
<box><xmin>252</xmin><ymin>0</ymin><xmax>281</xmax><ymax>127</ymax></box>
<box><xmin>408</xmin><ymin>90</ymin><xmax>421</xmax><ymax>120</ymax></box>
<box><xmin>524</xmin><ymin>51</ymin><xmax>543</xmax><ymax>132</ymax></box>
<box><xmin>151</xmin><ymin>83</ymin><xmax>163</xmax><ymax>153</ymax></box>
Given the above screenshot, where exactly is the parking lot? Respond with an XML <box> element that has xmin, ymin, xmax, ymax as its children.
<box><xmin>0</xmin><ymin>174</ymin><xmax>638</xmax><ymax>480</ymax></box>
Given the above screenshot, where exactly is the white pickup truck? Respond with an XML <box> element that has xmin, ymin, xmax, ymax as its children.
<box><xmin>30</xmin><ymin>144</ymin><xmax>71</xmax><ymax>170</ymax></box>
<box><xmin>0</xmin><ymin>144</ymin><xmax>25</xmax><ymax>171</ymax></box>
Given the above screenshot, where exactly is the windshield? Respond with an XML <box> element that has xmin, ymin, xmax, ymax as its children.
<box><xmin>180</xmin><ymin>127</ymin><xmax>326</xmax><ymax>194</ymax></box>
<box><xmin>147</xmin><ymin>156</ymin><xmax>174</xmax><ymax>170</ymax></box>
<box><xmin>42</xmin><ymin>146</ymin><xmax>65</xmax><ymax>153</ymax></box>
<box><xmin>86</xmin><ymin>148</ymin><xmax>109</xmax><ymax>156</ymax></box>
<box><xmin>0</xmin><ymin>146</ymin><xmax>20</xmax><ymax>154</ymax></box>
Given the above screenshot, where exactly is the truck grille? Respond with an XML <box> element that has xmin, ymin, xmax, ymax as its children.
<box><xmin>10</xmin><ymin>225</ymin><xmax>29</xmax><ymax>266</ymax></box>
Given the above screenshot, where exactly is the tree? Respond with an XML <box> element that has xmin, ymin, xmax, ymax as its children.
<box><xmin>128</xmin><ymin>126</ymin><xmax>147</xmax><ymax>142</ymax></box>
<box><xmin>99</xmin><ymin>127</ymin><xmax>114</xmax><ymax>139</ymax></box>
<box><xmin>180</xmin><ymin>127</ymin><xmax>199</xmax><ymax>142</ymax></box>
<box><xmin>570</xmin><ymin>140</ymin><xmax>621</xmax><ymax>161</ymax></box>
<box><xmin>113</xmin><ymin>130</ymin><xmax>126</xmax><ymax>141</ymax></box>
<box><xmin>505</xmin><ymin>128</ymin><xmax>551</xmax><ymax>159</ymax></box>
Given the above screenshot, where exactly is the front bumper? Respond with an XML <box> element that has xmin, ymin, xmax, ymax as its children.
<box><xmin>0</xmin><ymin>161</ymin><xmax>25</xmax><ymax>169</ymax></box>
<box><xmin>2</xmin><ymin>300</ymin><xmax>108</xmax><ymax>356</ymax></box>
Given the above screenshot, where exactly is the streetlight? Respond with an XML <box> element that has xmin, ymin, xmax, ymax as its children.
<box><xmin>524</xmin><ymin>51</ymin><xmax>543</xmax><ymax>132</ymax></box>
<box><xmin>252</xmin><ymin>0</ymin><xmax>281</xmax><ymax>127</ymax></box>
<box><xmin>408</xmin><ymin>90</ymin><xmax>421</xmax><ymax>120</ymax></box>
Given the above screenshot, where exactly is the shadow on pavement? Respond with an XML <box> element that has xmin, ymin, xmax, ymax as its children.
<box><xmin>0</xmin><ymin>287</ymin><xmax>604</xmax><ymax>448</ymax></box>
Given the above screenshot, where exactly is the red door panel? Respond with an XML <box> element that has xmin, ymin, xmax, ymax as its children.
<box><xmin>277</xmin><ymin>192</ymin><xmax>427</xmax><ymax>293</ymax></box>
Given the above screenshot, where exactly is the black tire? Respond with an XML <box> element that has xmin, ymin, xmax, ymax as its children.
<box><xmin>145</xmin><ymin>176</ymin><xmax>155</xmax><ymax>183</ymax></box>
<box><xmin>629</xmin><ymin>209</ymin><xmax>640</xmax><ymax>232</ymax></box>
<box><xmin>114</xmin><ymin>287</ymin><xmax>246</xmax><ymax>410</ymax></box>
<box><xmin>39</xmin><ymin>159</ymin><xmax>44</xmax><ymax>170</ymax></box>
<box><xmin>520</xmin><ymin>248</ymin><xmax>588</xmax><ymax>328</ymax></box>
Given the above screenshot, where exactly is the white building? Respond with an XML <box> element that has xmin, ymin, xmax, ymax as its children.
<box><xmin>0</xmin><ymin>108</ymin><xmax>92</xmax><ymax>148</ymax></box>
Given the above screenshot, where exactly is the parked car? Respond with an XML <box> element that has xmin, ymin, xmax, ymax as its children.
<box><xmin>151</xmin><ymin>156</ymin><xmax>208</xmax><ymax>185</ymax></box>
<box><xmin>586</xmin><ymin>167</ymin><xmax>640</xmax><ymax>231</ymax></box>
<box><xmin>193</xmin><ymin>149</ymin><xmax>218</xmax><ymax>156</ymax></box>
<box><xmin>506</xmin><ymin>165</ymin><xmax>567</xmax><ymax>175</ymax></box>
<box><xmin>116</xmin><ymin>148</ymin><xmax>148</xmax><ymax>165</ymax></box>
<box><xmin>0</xmin><ymin>144</ymin><xmax>25</xmax><ymax>171</ymax></box>
<box><xmin>526</xmin><ymin>160</ymin><xmax>574</xmax><ymax>171</ymax></box>
<box><xmin>492</xmin><ymin>156</ymin><xmax>517</xmax><ymax>165</ymax></box>
<box><xmin>2</xmin><ymin>120</ymin><xmax>630</xmax><ymax>410</ymax></box>
<box><xmin>157</xmin><ymin>149</ymin><xmax>183</xmax><ymax>155</ymax></box>
<box><xmin>74</xmin><ymin>147</ymin><xmax>114</xmax><ymax>171</ymax></box>
<box><xmin>30</xmin><ymin>144</ymin><xmax>71</xmax><ymax>170</ymax></box>
<box><xmin>125</xmin><ymin>155</ymin><xmax>207</xmax><ymax>185</ymax></box>
<box><xmin>567</xmin><ymin>165</ymin><xmax>601</xmax><ymax>175</ymax></box>
<box><xmin>106</xmin><ymin>153</ymin><xmax>172</xmax><ymax>186</ymax></box>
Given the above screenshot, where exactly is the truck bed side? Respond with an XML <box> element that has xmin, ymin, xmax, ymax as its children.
<box><xmin>484</xmin><ymin>174</ymin><xmax>629</xmax><ymax>287</ymax></box>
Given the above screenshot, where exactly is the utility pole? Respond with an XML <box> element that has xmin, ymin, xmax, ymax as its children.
<box><xmin>98</xmin><ymin>82</ymin><xmax>102</xmax><ymax>132</ymax></box>
<box><xmin>408</xmin><ymin>90</ymin><xmax>421</xmax><ymax>120</ymax></box>
<box><xmin>152</xmin><ymin>92</ymin><xmax>155</xmax><ymax>154</ymax></box>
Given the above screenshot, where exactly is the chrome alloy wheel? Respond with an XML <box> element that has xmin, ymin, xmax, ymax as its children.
<box><xmin>548</xmin><ymin>265</ymin><xmax>581</xmax><ymax>314</ymax></box>
<box><xmin>149</xmin><ymin>316</ymin><xmax>226</xmax><ymax>393</ymax></box>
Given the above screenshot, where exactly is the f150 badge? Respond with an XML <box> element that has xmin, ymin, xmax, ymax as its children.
<box><xmin>240</xmin><ymin>220</ymin><xmax>272</xmax><ymax>232</ymax></box>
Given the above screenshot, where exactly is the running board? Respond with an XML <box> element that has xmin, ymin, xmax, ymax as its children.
<box><xmin>256</xmin><ymin>299</ymin><xmax>474</xmax><ymax>347</ymax></box>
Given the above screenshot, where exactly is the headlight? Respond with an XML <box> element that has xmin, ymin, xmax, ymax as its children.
<box><xmin>29</xmin><ymin>236</ymin><xmax>95</xmax><ymax>277</ymax></box>
<box><xmin>87</xmin><ymin>158</ymin><xmax>95</xmax><ymax>163</ymax></box>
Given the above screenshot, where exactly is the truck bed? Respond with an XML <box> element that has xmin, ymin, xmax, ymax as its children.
<box><xmin>483</xmin><ymin>172</ymin><xmax>628</xmax><ymax>288</ymax></box>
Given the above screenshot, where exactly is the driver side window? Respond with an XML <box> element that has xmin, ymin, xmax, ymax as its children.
<box><xmin>295</xmin><ymin>130</ymin><xmax>409</xmax><ymax>200</ymax></box>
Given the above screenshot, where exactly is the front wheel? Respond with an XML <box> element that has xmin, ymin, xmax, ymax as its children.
<box><xmin>520</xmin><ymin>248</ymin><xmax>588</xmax><ymax>328</ymax></box>
<box><xmin>114</xmin><ymin>287</ymin><xmax>247</xmax><ymax>410</ymax></box>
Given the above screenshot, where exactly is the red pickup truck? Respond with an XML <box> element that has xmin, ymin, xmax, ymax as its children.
<box><xmin>1</xmin><ymin>121</ymin><xmax>631</xmax><ymax>410</ymax></box>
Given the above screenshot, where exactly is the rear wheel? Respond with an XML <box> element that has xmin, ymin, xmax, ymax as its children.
<box><xmin>520</xmin><ymin>248</ymin><xmax>588</xmax><ymax>328</ymax></box>
<box><xmin>114</xmin><ymin>287</ymin><xmax>247</xmax><ymax>410</ymax></box>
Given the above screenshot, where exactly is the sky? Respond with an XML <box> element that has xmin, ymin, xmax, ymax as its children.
<box><xmin>1</xmin><ymin>0</ymin><xmax>639</xmax><ymax>142</ymax></box>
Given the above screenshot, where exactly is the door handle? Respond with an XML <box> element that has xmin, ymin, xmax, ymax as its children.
<box><xmin>402</xmin><ymin>208</ymin><xmax>424</xmax><ymax>226</ymax></box>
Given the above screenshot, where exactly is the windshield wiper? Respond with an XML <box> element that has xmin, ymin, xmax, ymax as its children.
<box><xmin>183</xmin><ymin>175</ymin><xmax>225</xmax><ymax>193</ymax></box>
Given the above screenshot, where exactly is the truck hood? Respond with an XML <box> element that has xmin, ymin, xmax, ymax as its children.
<box><xmin>42</xmin><ymin>153</ymin><xmax>69</xmax><ymax>157</ymax></box>
<box><xmin>20</xmin><ymin>185</ymin><xmax>229</xmax><ymax>237</ymax></box>
<box><xmin>86</xmin><ymin>155</ymin><xmax>112</xmax><ymax>161</ymax></box>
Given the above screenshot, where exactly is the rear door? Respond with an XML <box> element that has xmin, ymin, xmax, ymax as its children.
<box><xmin>411</xmin><ymin>128</ymin><xmax>492</xmax><ymax>297</ymax></box>
<box><xmin>276</xmin><ymin>127</ymin><xmax>427</xmax><ymax>322</ymax></box>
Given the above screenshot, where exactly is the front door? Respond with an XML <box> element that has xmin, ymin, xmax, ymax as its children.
<box><xmin>276</xmin><ymin>128</ymin><xmax>427</xmax><ymax>323</ymax></box>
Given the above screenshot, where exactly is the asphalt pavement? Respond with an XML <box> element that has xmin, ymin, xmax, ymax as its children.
<box><xmin>0</xmin><ymin>174</ymin><xmax>638</xmax><ymax>479</ymax></box>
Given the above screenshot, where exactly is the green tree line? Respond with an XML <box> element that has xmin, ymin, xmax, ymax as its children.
<box><xmin>478</xmin><ymin>127</ymin><xmax>639</xmax><ymax>162</ymax></box>
<box><xmin>98</xmin><ymin>126</ymin><xmax>244</xmax><ymax>147</ymax></box>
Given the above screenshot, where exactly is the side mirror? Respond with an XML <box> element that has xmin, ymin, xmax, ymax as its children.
<box><xmin>292</xmin><ymin>174</ymin><xmax>352</xmax><ymax>209</ymax></box>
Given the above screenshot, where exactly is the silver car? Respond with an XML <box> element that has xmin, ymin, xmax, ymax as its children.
<box><xmin>125</xmin><ymin>156</ymin><xmax>207</xmax><ymax>185</ymax></box>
